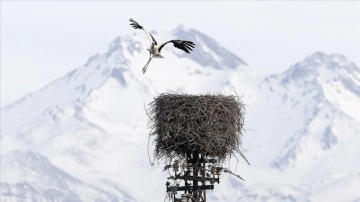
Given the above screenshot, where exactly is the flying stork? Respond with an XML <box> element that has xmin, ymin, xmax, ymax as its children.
<box><xmin>129</xmin><ymin>18</ymin><xmax>195</xmax><ymax>73</ymax></box>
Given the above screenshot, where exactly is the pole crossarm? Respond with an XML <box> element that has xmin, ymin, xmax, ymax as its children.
<box><xmin>167</xmin><ymin>185</ymin><xmax>214</xmax><ymax>192</ymax></box>
<box><xmin>174</xmin><ymin>175</ymin><xmax>220</xmax><ymax>184</ymax></box>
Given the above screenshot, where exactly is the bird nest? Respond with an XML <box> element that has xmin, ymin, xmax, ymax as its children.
<box><xmin>148</xmin><ymin>93</ymin><xmax>247</xmax><ymax>163</ymax></box>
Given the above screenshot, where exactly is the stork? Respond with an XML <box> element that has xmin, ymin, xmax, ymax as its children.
<box><xmin>129</xmin><ymin>18</ymin><xmax>195</xmax><ymax>73</ymax></box>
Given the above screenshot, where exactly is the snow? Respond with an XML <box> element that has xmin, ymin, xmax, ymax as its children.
<box><xmin>1</xmin><ymin>24</ymin><xmax>360</xmax><ymax>202</ymax></box>
<box><xmin>0</xmin><ymin>151</ymin><xmax>124</xmax><ymax>202</ymax></box>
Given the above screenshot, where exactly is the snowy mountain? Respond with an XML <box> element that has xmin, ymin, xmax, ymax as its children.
<box><xmin>1</xmin><ymin>151</ymin><xmax>127</xmax><ymax>202</ymax></box>
<box><xmin>1</xmin><ymin>23</ymin><xmax>360</xmax><ymax>202</ymax></box>
<box><xmin>1</xmin><ymin>26</ymin><xmax>251</xmax><ymax>202</ymax></box>
<box><xmin>243</xmin><ymin>52</ymin><xmax>360</xmax><ymax>201</ymax></box>
<box><xmin>259</xmin><ymin>52</ymin><xmax>360</xmax><ymax>173</ymax></box>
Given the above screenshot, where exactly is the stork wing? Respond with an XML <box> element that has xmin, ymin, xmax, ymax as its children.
<box><xmin>129</xmin><ymin>18</ymin><xmax>143</xmax><ymax>29</ymax></box>
<box><xmin>129</xmin><ymin>18</ymin><xmax>156</xmax><ymax>45</ymax></box>
<box><xmin>149</xmin><ymin>33</ymin><xmax>157</xmax><ymax>45</ymax></box>
<box><xmin>158</xmin><ymin>40</ymin><xmax>195</xmax><ymax>53</ymax></box>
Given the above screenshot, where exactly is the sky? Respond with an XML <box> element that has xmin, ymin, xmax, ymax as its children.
<box><xmin>1</xmin><ymin>1</ymin><xmax>360</xmax><ymax>106</ymax></box>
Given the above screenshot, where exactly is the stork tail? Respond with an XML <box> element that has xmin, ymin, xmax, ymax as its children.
<box><xmin>154</xmin><ymin>54</ymin><xmax>164</xmax><ymax>59</ymax></box>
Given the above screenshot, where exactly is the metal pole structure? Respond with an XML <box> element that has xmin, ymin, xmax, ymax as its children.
<box><xmin>166</xmin><ymin>153</ymin><xmax>219</xmax><ymax>202</ymax></box>
<box><xmin>193</xmin><ymin>151</ymin><xmax>199</xmax><ymax>201</ymax></box>
<box><xmin>202</xmin><ymin>156</ymin><xmax>206</xmax><ymax>202</ymax></box>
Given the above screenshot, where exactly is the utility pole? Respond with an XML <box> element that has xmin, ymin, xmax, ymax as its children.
<box><xmin>165</xmin><ymin>152</ymin><xmax>221</xmax><ymax>202</ymax></box>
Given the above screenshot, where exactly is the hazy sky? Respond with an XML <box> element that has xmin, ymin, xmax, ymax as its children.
<box><xmin>1</xmin><ymin>1</ymin><xmax>360</xmax><ymax>106</ymax></box>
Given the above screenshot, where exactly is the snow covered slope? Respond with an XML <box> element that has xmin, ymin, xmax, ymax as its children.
<box><xmin>243</xmin><ymin>52</ymin><xmax>360</xmax><ymax>201</ymax></box>
<box><xmin>0</xmin><ymin>151</ymin><xmax>129</xmax><ymax>202</ymax></box>
<box><xmin>258</xmin><ymin>52</ymin><xmax>360</xmax><ymax>173</ymax></box>
<box><xmin>1</xmin><ymin>23</ymin><xmax>359</xmax><ymax>201</ymax></box>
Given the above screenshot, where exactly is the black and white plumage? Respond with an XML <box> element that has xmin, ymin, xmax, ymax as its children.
<box><xmin>129</xmin><ymin>18</ymin><xmax>195</xmax><ymax>73</ymax></box>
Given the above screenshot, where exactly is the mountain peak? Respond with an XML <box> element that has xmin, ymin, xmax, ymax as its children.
<box><xmin>308</xmin><ymin>51</ymin><xmax>327</xmax><ymax>59</ymax></box>
<box><xmin>261</xmin><ymin>52</ymin><xmax>360</xmax><ymax>121</ymax></box>
<box><xmin>173</xmin><ymin>24</ymin><xmax>186</xmax><ymax>33</ymax></box>
<box><xmin>172</xmin><ymin>26</ymin><xmax>247</xmax><ymax>69</ymax></box>
<box><xmin>277</xmin><ymin>52</ymin><xmax>359</xmax><ymax>86</ymax></box>
<box><xmin>303</xmin><ymin>51</ymin><xmax>351</xmax><ymax>68</ymax></box>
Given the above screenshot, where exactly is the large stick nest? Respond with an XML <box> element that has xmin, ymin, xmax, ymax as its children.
<box><xmin>148</xmin><ymin>93</ymin><xmax>247</xmax><ymax>163</ymax></box>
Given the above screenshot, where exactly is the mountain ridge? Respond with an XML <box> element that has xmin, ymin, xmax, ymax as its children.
<box><xmin>254</xmin><ymin>52</ymin><xmax>360</xmax><ymax>178</ymax></box>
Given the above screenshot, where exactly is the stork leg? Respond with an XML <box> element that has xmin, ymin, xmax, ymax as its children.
<box><xmin>142</xmin><ymin>56</ymin><xmax>154</xmax><ymax>74</ymax></box>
